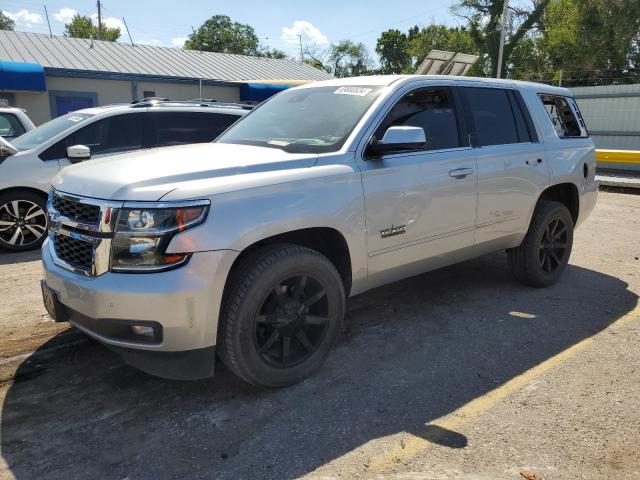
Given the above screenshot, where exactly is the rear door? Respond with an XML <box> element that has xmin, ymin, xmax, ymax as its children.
<box><xmin>151</xmin><ymin>111</ymin><xmax>241</xmax><ymax>147</ymax></box>
<box><xmin>460</xmin><ymin>86</ymin><xmax>549</xmax><ymax>248</ymax></box>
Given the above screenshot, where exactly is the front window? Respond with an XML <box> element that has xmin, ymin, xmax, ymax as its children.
<box><xmin>218</xmin><ymin>85</ymin><xmax>383</xmax><ymax>153</ymax></box>
<box><xmin>11</xmin><ymin>112</ymin><xmax>93</xmax><ymax>151</ymax></box>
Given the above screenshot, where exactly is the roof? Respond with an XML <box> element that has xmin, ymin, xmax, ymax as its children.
<box><xmin>0</xmin><ymin>31</ymin><xmax>333</xmax><ymax>83</ymax></box>
<box><xmin>296</xmin><ymin>74</ymin><xmax>571</xmax><ymax>96</ymax></box>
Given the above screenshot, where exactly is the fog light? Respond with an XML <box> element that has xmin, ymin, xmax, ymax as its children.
<box><xmin>131</xmin><ymin>325</ymin><xmax>154</xmax><ymax>337</ymax></box>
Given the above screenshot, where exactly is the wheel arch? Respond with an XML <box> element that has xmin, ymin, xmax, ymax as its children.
<box><xmin>0</xmin><ymin>186</ymin><xmax>49</xmax><ymax>202</ymax></box>
<box><xmin>536</xmin><ymin>182</ymin><xmax>579</xmax><ymax>224</ymax></box>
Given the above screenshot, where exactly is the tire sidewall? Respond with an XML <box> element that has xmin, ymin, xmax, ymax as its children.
<box><xmin>227</xmin><ymin>249</ymin><xmax>345</xmax><ymax>387</ymax></box>
<box><xmin>0</xmin><ymin>190</ymin><xmax>48</xmax><ymax>252</ymax></box>
<box><xmin>527</xmin><ymin>203</ymin><xmax>574</xmax><ymax>286</ymax></box>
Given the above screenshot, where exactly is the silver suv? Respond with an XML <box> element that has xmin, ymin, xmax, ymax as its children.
<box><xmin>0</xmin><ymin>100</ymin><xmax>249</xmax><ymax>251</ymax></box>
<box><xmin>41</xmin><ymin>76</ymin><xmax>598</xmax><ymax>387</ymax></box>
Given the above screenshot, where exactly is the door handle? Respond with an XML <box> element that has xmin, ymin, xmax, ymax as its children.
<box><xmin>449</xmin><ymin>168</ymin><xmax>474</xmax><ymax>178</ymax></box>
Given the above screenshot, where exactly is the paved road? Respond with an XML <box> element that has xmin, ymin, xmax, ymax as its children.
<box><xmin>1</xmin><ymin>191</ymin><xmax>639</xmax><ymax>480</ymax></box>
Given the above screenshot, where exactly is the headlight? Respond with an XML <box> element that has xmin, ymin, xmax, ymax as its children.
<box><xmin>111</xmin><ymin>200</ymin><xmax>210</xmax><ymax>273</ymax></box>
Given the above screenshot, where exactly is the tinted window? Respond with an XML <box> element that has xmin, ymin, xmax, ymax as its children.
<box><xmin>465</xmin><ymin>87</ymin><xmax>520</xmax><ymax>146</ymax></box>
<box><xmin>41</xmin><ymin>113</ymin><xmax>144</xmax><ymax>160</ymax></box>
<box><xmin>508</xmin><ymin>91</ymin><xmax>532</xmax><ymax>143</ymax></box>
<box><xmin>14</xmin><ymin>113</ymin><xmax>94</xmax><ymax>152</ymax></box>
<box><xmin>375</xmin><ymin>87</ymin><xmax>460</xmax><ymax>151</ymax></box>
<box><xmin>540</xmin><ymin>94</ymin><xmax>585</xmax><ymax>137</ymax></box>
<box><xmin>154</xmin><ymin>112</ymin><xmax>240</xmax><ymax>146</ymax></box>
<box><xmin>0</xmin><ymin>113</ymin><xmax>26</xmax><ymax>138</ymax></box>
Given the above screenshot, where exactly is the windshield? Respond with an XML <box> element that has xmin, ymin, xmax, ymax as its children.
<box><xmin>218</xmin><ymin>85</ymin><xmax>383</xmax><ymax>153</ymax></box>
<box><xmin>11</xmin><ymin>112</ymin><xmax>94</xmax><ymax>151</ymax></box>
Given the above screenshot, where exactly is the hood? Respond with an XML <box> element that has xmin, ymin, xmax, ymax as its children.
<box><xmin>51</xmin><ymin>143</ymin><xmax>318</xmax><ymax>201</ymax></box>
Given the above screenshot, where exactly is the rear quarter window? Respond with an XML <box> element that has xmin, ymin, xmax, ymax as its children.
<box><xmin>539</xmin><ymin>94</ymin><xmax>588</xmax><ymax>138</ymax></box>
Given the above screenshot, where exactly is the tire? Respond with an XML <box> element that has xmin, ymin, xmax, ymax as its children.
<box><xmin>507</xmin><ymin>200</ymin><xmax>574</xmax><ymax>288</ymax></box>
<box><xmin>219</xmin><ymin>243</ymin><xmax>345</xmax><ymax>388</ymax></box>
<box><xmin>0</xmin><ymin>190</ymin><xmax>48</xmax><ymax>252</ymax></box>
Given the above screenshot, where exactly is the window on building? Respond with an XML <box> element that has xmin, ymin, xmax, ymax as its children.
<box><xmin>375</xmin><ymin>87</ymin><xmax>461</xmax><ymax>151</ymax></box>
<box><xmin>143</xmin><ymin>91</ymin><xmax>156</xmax><ymax>98</ymax></box>
<box><xmin>153</xmin><ymin>112</ymin><xmax>241</xmax><ymax>146</ymax></box>
<box><xmin>464</xmin><ymin>87</ymin><xmax>524</xmax><ymax>147</ymax></box>
<box><xmin>540</xmin><ymin>94</ymin><xmax>586</xmax><ymax>138</ymax></box>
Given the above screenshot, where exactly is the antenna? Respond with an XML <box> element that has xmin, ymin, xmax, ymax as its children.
<box><xmin>43</xmin><ymin>5</ymin><xmax>53</xmax><ymax>37</ymax></box>
<box><xmin>123</xmin><ymin>17</ymin><xmax>134</xmax><ymax>46</ymax></box>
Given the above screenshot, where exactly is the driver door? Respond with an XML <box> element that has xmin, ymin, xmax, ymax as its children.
<box><xmin>357</xmin><ymin>85</ymin><xmax>478</xmax><ymax>288</ymax></box>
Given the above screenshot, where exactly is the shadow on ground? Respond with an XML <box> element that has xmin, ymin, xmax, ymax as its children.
<box><xmin>1</xmin><ymin>253</ymin><xmax>637</xmax><ymax>479</ymax></box>
<box><xmin>0</xmin><ymin>250</ymin><xmax>40</xmax><ymax>266</ymax></box>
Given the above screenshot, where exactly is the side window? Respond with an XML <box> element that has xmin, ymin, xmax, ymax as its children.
<box><xmin>539</xmin><ymin>95</ymin><xmax>585</xmax><ymax>138</ymax></box>
<box><xmin>375</xmin><ymin>87</ymin><xmax>461</xmax><ymax>151</ymax></box>
<box><xmin>464</xmin><ymin>87</ymin><xmax>521</xmax><ymax>146</ymax></box>
<box><xmin>0</xmin><ymin>113</ymin><xmax>26</xmax><ymax>137</ymax></box>
<box><xmin>153</xmin><ymin>112</ymin><xmax>240</xmax><ymax>146</ymax></box>
<box><xmin>40</xmin><ymin>114</ymin><xmax>145</xmax><ymax>160</ymax></box>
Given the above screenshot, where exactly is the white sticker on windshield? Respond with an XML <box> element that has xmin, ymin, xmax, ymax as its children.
<box><xmin>68</xmin><ymin>115</ymin><xmax>84</xmax><ymax>122</ymax></box>
<box><xmin>334</xmin><ymin>86</ymin><xmax>373</xmax><ymax>96</ymax></box>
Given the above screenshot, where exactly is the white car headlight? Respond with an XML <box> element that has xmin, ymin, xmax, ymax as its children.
<box><xmin>110</xmin><ymin>200</ymin><xmax>209</xmax><ymax>272</ymax></box>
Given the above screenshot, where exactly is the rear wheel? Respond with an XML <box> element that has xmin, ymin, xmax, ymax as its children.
<box><xmin>219</xmin><ymin>244</ymin><xmax>345</xmax><ymax>387</ymax></box>
<box><xmin>0</xmin><ymin>191</ymin><xmax>48</xmax><ymax>252</ymax></box>
<box><xmin>507</xmin><ymin>200</ymin><xmax>574</xmax><ymax>287</ymax></box>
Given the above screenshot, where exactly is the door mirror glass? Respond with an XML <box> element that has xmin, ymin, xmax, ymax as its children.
<box><xmin>67</xmin><ymin>144</ymin><xmax>91</xmax><ymax>162</ymax></box>
<box><xmin>368</xmin><ymin>126</ymin><xmax>426</xmax><ymax>157</ymax></box>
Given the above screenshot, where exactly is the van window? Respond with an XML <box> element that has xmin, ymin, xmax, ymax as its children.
<box><xmin>464</xmin><ymin>87</ymin><xmax>522</xmax><ymax>147</ymax></box>
<box><xmin>153</xmin><ymin>112</ymin><xmax>240</xmax><ymax>146</ymax></box>
<box><xmin>375</xmin><ymin>87</ymin><xmax>461</xmax><ymax>151</ymax></box>
<box><xmin>40</xmin><ymin>113</ymin><xmax>145</xmax><ymax>160</ymax></box>
<box><xmin>539</xmin><ymin>95</ymin><xmax>586</xmax><ymax>138</ymax></box>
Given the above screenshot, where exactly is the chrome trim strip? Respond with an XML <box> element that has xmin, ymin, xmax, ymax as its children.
<box><xmin>121</xmin><ymin>199</ymin><xmax>211</xmax><ymax>209</ymax></box>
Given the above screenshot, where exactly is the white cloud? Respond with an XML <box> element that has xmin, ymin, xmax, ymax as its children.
<box><xmin>89</xmin><ymin>13</ymin><xmax>125</xmax><ymax>31</ymax></box>
<box><xmin>53</xmin><ymin>7</ymin><xmax>77</xmax><ymax>24</ymax></box>
<box><xmin>171</xmin><ymin>37</ymin><xmax>187</xmax><ymax>48</ymax></box>
<box><xmin>137</xmin><ymin>39</ymin><xmax>163</xmax><ymax>47</ymax></box>
<box><xmin>281</xmin><ymin>20</ymin><xmax>328</xmax><ymax>46</ymax></box>
<box><xmin>3</xmin><ymin>9</ymin><xmax>43</xmax><ymax>27</ymax></box>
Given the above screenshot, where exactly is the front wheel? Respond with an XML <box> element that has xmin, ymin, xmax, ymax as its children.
<box><xmin>507</xmin><ymin>200</ymin><xmax>574</xmax><ymax>288</ymax></box>
<box><xmin>0</xmin><ymin>191</ymin><xmax>48</xmax><ymax>252</ymax></box>
<box><xmin>219</xmin><ymin>244</ymin><xmax>345</xmax><ymax>388</ymax></box>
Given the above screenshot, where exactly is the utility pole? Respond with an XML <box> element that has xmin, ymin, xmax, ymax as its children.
<box><xmin>97</xmin><ymin>0</ymin><xmax>103</xmax><ymax>40</ymax></box>
<box><xmin>496</xmin><ymin>0</ymin><xmax>509</xmax><ymax>79</ymax></box>
<box><xmin>44</xmin><ymin>5</ymin><xmax>53</xmax><ymax>37</ymax></box>
<box><xmin>298</xmin><ymin>34</ymin><xmax>303</xmax><ymax>63</ymax></box>
<box><xmin>123</xmin><ymin>17</ymin><xmax>134</xmax><ymax>46</ymax></box>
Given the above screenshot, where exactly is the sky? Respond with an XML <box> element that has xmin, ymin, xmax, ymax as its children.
<box><xmin>0</xmin><ymin>0</ymin><xmax>463</xmax><ymax>62</ymax></box>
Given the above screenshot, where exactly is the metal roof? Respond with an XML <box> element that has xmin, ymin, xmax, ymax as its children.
<box><xmin>0</xmin><ymin>31</ymin><xmax>333</xmax><ymax>83</ymax></box>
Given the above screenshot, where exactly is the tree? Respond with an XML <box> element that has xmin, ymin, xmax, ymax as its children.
<box><xmin>0</xmin><ymin>10</ymin><xmax>14</xmax><ymax>30</ymax></box>
<box><xmin>185</xmin><ymin>15</ymin><xmax>259</xmax><ymax>55</ymax></box>
<box><xmin>376</xmin><ymin>29</ymin><xmax>411</xmax><ymax>74</ymax></box>
<box><xmin>64</xmin><ymin>14</ymin><xmax>120</xmax><ymax>41</ymax></box>
<box><xmin>304</xmin><ymin>40</ymin><xmax>374</xmax><ymax>77</ymax></box>
<box><xmin>453</xmin><ymin>0</ymin><xmax>550</xmax><ymax>76</ymax></box>
<box><xmin>257</xmin><ymin>47</ymin><xmax>288</xmax><ymax>59</ymax></box>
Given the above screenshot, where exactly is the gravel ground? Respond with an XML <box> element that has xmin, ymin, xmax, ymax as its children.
<box><xmin>0</xmin><ymin>191</ymin><xmax>638</xmax><ymax>480</ymax></box>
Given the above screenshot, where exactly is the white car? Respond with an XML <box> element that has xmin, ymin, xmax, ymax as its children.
<box><xmin>0</xmin><ymin>100</ymin><xmax>250</xmax><ymax>251</ymax></box>
<box><xmin>0</xmin><ymin>106</ymin><xmax>35</xmax><ymax>141</ymax></box>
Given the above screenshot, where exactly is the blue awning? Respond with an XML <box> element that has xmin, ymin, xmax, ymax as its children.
<box><xmin>0</xmin><ymin>61</ymin><xmax>46</xmax><ymax>92</ymax></box>
<box><xmin>240</xmin><ymin>83</ymin><xmax>293</xmax><ymax>102</ymax></box>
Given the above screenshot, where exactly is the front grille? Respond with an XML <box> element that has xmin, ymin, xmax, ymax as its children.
<box><xmin>52</xmin><ymin>195</ymin><xmax>100</xmax><ymax>224</ymax></box>
<box><xmin>54</xmin><ymin>234</ymin><xmax>93</xmax><ymax>272</ymax></box>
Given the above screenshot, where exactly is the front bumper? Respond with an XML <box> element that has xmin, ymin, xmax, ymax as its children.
<box><xmin>42</xmin><ymin>238</ymin><xmax>238</xmax><ymax>379</ymax></box>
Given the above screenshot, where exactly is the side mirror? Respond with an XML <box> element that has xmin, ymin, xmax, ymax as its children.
<box><xmin>67</xmin><ymin>145</ymin><xmax>91</xmax><ymax>163</ymax></box>
<box><xmin>366</xmin><ymin>126</ymin><xmax>426</xmax><ymax>158</ymax></box>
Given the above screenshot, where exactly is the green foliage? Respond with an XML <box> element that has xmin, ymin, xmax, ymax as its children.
<box><xmin>64</xmin><ymin>14</ymin><xmax>120</xmax><ymax>42</ymax></box>
<box><xmin>0</xmin><ymin>9</ymin><xmax>14</xmax><ymax>30</ymax></box>
<box><xmin>329</xmin><ymin>40</ymin><xmax>374</xmax><ymax>77</ymax></box>
<box><xmin>376</xmin><ymin>29</ymin><xmax>411</xmax><ymax>74</ymax></box>
<box><xmin>185</xmin><ymin>15</ymin><xmax>259</xmax><ymax>55</ymax></box>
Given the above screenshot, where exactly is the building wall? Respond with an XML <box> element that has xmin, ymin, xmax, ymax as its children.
<box><xmin>13</xmin><ymin>75</ymin><xmax>240</xmax><ymax>125</ymax></box>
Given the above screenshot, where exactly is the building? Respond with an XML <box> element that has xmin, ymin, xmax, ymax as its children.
<box><xmin>0</xmin><ymin>31</ymin><xmax>332</xmax><ymax>125</ymax></box>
